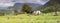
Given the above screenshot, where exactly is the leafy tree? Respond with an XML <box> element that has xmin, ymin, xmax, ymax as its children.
<box><xmin>22</xmin><ymin>3</ymin><xmax>32</xmax><ymax>13</ymax></box>
<box><xmin>0</xmin><ymin>12</ymin><xmax>5</xmax><ymax>16</ymax></box>
<box><xmin>57</xmin><ymin>4</ymin><xmax>60</xmax><ymax>11</ymax></box>
<box><xmin>13</xmin><ymin>10</ymin><xmax>18</xmax><ymax>15</ymax></box>
<box><xmin>50</xmin><ymin>0</ymin><xmax>58</xmax><ymax>16</ymax></box>
<box><xmin>42</xmin><ymin>6</ymin><xmax>54</xmax><ymax>13</ymax></box>
<box><xmin>8</xmin><ymin>6</ymin><xmax>18</xmax><ymax>15</ymax></box>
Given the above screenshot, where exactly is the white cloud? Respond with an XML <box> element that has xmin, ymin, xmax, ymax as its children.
<box><xmin>39</xmin><ymin>0</ymin><xmax>50</xmax><ymax>5</ymax></box>
<box><xmin>0</xmin><ymin>0</ymin><xmax>50</xmax><ymax>7</ymax></box>
<box><xmin>14</xmin><ymin>0</ymin><xmax>50</xmax><ymax>5</ymax></box>
<box><xmin>0</xmin><ymin>3</ymin><xmax>15</xmax><ymax>7</ymax></box>
<box><xmin>0</xmin><ymin>0</ymin><xmax>13</xmax><ymax>3</ymax></box>
<box><xmin>0</xmin><ymin>0</ymin><xmax>15</xmax><ymax>7</ymax></box>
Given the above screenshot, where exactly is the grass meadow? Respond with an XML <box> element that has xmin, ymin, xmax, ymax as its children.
<box><xmin>0</xmin><ymin>12</ymin><xmax>60</xmax><ymax>23</ymax></box>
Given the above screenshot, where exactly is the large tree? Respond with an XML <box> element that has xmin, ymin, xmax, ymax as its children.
<box><xmin>50</xmin><ymin>0</ymin><xmax>58</xmax><ymax>16</ymax></box>
<box><xmin>22</xmin><ymin>3</ymin><xmax>32</xmax><ymax>13</ymax></box>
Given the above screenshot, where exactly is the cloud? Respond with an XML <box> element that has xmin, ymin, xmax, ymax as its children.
<box><xmin>0</xmin><ymin>0</ymin><xmax>15</xmax><ymax>7</ymax></box>
<box><xmin>39</xmin><ymin>0</ymin><xmax>50</xmax><ymax>5</ymax></box>
<box><xmin>0</xmin><ymin>0</ymin><xmax>50</xmax><ymax>7</ymax></box>
<box><xmin>0</xmin><ymin>0</ymin><xmax>12</xmax><ymax>3</ymax></box>
<box><xmin>0</xmin><ymin>3</ymin><xmax>15</xmax><ymax>7</ymax></box>
<box><xmin>13</xmin><ymin>0</ymin><xmax>50</xmax><ymax>5</ymax></box>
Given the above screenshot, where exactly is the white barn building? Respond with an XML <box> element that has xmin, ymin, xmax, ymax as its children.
<box><xmin>32</xmin><ymin>10</ymin><xmax>42</xmax><ymax>15</ymax></box>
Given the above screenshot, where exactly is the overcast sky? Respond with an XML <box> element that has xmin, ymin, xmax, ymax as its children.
<box><xmin>0</xmin><ymin>0</ymin><xmax>50</xmax><ymax>7</ymax></box>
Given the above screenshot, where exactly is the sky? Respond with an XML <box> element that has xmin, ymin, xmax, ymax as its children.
<box><xmin>0</xmin><ymin>0</ymin><xmax>50</xmax><ymax>7</ymax></box>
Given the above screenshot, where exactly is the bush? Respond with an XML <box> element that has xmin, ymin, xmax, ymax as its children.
<box><xmin>0</xmin><ymin>12</ymin><xmax>5</xmax><ymax>16</ymax></box>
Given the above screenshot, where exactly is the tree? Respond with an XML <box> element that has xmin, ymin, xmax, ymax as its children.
<box><xmin>22</xmin><ymin>3</ymin><xmax>32</xmax><ymax>13</ymax></box>
<box><xmin>43</xmin><ymin>6</ymin><xmax>54</xmax><ymax>13</ymax></box>
<box><xmin>0</xmin><ymin>12</ymin><xmax>5</xmax><ymax>16</ymax></box>
<box><xmin>8</xmin><ymin>6</ymin><xmax>18</xmax><ymax>15</ymax></box>
<box><xmin>50</xmin><ymin>0</ymin><xmax>58</xmax><ymax>16</ymax></box>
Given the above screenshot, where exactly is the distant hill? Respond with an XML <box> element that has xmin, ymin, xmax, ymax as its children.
<box><xmin>13</xmin><ymin>3</ymin><xmax>42</xmax><ymax>10</ymax></box>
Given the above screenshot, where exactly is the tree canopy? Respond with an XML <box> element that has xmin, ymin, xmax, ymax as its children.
<box><xmin>22</xmin><ymin>3</ymin><xmax>32</xmax><ymax>13</ymax></box>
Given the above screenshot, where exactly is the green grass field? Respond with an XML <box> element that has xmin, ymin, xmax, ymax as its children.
<box><xmin>0</xmin><ymin>12</ymin><xmax>60</xmax><ymax>23</ymax></box>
